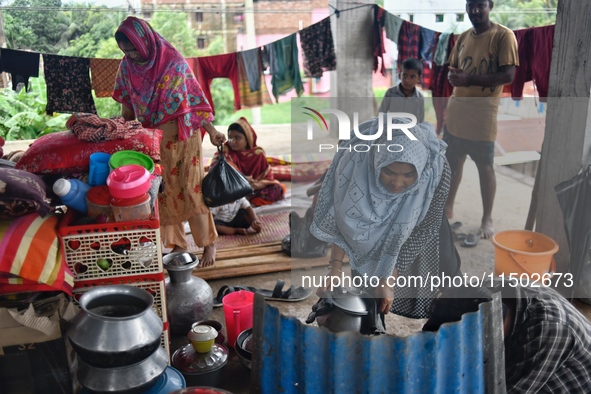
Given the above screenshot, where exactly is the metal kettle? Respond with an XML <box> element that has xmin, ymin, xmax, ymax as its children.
<box><xmin>306</xmin><ymin>287</ymin><xmax>384</xmax><ymax>335</ymax></box>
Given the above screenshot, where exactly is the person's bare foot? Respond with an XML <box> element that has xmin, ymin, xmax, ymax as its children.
<box><xmin>479</xmin><ymin>218</ymin><xmax>495</xmax><ymax>239</ymax></box>
<box><xmin>250</xmin><ymin>221</ymin><xmax>262</xmax><ymax>233</ymax></box>
<box><xmin>245</xmin><ymin>226</ymin><xmax>261</xmax><ymax>235</ymax></box>
<box><xmin>236</xmin><ymin>228</ymin><xmax>247</xmax><ymax>235</ymax></box>
<box><xmin>200</xmin><ymin>243</ymin><xmax>216</xmax><ymax>267</ymax></box>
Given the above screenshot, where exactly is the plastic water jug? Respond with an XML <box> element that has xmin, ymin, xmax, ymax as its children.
<box><xmin>53</xmin><ymin>179</ymin><xmax>91</xmax><ymax>214</ymax></box>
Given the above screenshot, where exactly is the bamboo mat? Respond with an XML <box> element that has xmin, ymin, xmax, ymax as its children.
<box><xmin>174</xmin><ymin>211</ymin><xmax>327</xmax><ymax>280</ymax></box>
<box><xmin>184</xmin><ymin>211</ymin><xmax>289</xmax><ymax>252</ymax></box>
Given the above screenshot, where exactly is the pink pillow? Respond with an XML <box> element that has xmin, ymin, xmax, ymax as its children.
<box><xmin>15</xmin><ymin>129</ymin><xmax>162</xmax><ymax>174</ymax></box>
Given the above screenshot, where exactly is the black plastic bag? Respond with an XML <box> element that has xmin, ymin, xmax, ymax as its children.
<box><xmin>202</xmin><ymin>147</ymin><xmax>254</xmax><ymax>207</ymax></box>
<box><xmin>287</xmin><ymin>206</ymin><xmax>328</xmax><ymax>258</ymax></box>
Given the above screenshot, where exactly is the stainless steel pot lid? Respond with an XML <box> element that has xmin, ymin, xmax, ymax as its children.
<box><xmin>163</xmin><ymin>252</ymin><xmax>199</xmax><ymax>270</ymax></box>
<box><xmin>328</xmin><ymin>287</ymin><xmax>369</xmax><ymax>315</ymax></box>
<box><xmin>172</xmin><ymin>343</ymin><xmax>228</xmax><ymax>374</ymax></box>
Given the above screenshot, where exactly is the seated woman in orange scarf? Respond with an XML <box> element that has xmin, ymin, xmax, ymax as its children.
<box><xmin>213</xmin><ymin>117</ymin><xmax>285</xmax><ymax>206</ymax></box>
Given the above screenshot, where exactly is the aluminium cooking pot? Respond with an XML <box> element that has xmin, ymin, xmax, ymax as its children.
<box><xmin>77</xmin><ymin>346</ymin><xmax>169</xmax><ymax>394</ymax></box>
<box><xmin>306</xmin><ymin>287</ymin><xmax>384</xmax><ymax>335</ymax></box>
<box><xmin>67</xmin><ymin>285</ymin><xmax>163</xmax><ymax>368</ymax></box>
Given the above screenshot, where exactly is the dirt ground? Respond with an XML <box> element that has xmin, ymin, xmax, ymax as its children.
<box><xmin>3</xmin><ymin>124</ymin><xmax>540</xmax><ymax>334</ymax></box>
<box><xmin>199</xmin><ymin>123</ymin><xmax>538</xmax><ymax>334</ymax></box>
<box><xmin>8</xmin><ymin>124</ymin><xmax>582</xmax><ymax>394</ymax></box>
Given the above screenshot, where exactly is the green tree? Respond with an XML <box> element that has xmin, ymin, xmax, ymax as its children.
<box><xmin>59</xmin><ymin>6</ymin><xmax>125</xmax><ymax>57</ymax></box>
<box><xmin>149</xmin><ymin>10</ymin><xmax>200</xmax><ymax>57</ymax></box>
<box><xmin>519</xmin><ymin>0</ymin><xmax>556</xmax><ymax>27</ymax></box>
<box><xmin>2</xmin><ymin>13</ymin><xmax>36</xmax><ymax>49</ymax></box>
<box><xmin>4</xmin><ymin>0</ymin><xmax>70</xmax><ymax>52</ymax></box>
<box><xmin>95</xmin><ymin>37</ymin><xmax>123</xmax><ymax>59</ymax></box>
<box><xmin>491</xmin><ymin>0</ymin><xmax>556</xmax><ymax>29</ymax></box>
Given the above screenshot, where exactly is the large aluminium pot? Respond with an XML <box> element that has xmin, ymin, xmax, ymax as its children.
<box><xmin>77</xmin><ymin>346</ymin><xmax>169</xmax><ymax>394</ymax></box>
<box><xmin>67</xmin><ymin>285</ymin><xmax>163</xmax><ymax>368</ymax></box>
<box><xmin>163</xmin><ymin>253</ymin><xmax>214</xmax><ymax>336</ymax></box>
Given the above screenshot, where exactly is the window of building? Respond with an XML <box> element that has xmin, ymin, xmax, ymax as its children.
<box><xmin>435</xmin><ymin>14</ymin><xmax>444</xmax><ymax>23</ymax></box>
<box><xmin>197</xmin><ymin>37</ymin><xmax>206</xmax><ymax>49</ymax></box>
<box><xmin>195</xmin><ymin>12</ymin><xmax>203</xmax><ymax>23</ymax></box>
<box><xmin>456</xmin><ymin>13</ymin><xmax>464</xmax><ymax>22</ymax></box>
<box><xmin>409</xmin><ymin>14</ymin><xmax>414</xmax><ymax>23</ymax></box>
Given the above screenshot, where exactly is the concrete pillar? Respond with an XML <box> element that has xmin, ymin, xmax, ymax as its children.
<box><xmin>535</xmin><ymin>0</ymin><xmax>591</xmax><ymax>271</ymax></box>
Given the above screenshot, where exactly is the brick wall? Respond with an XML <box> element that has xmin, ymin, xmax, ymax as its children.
<box><xmin>138</xmin><ymin>0</ymin><xmax>329</xmax><ymax>51</ymax></box>
<box><xmin>255</xmin><ymin>1</ymin><xmax>312</xmax><ymax>34</ymax></box>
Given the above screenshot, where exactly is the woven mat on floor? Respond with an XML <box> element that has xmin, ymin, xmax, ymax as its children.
<box><xmin>184</xmin><ymin>211</ymin><xmax>289</xmax><ymax>253</ymax></box>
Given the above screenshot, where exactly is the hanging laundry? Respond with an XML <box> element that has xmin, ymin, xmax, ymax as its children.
<box><xmin>529</xmin><ymin>25</ymin><xmax>554</xmax><ymax>101</ymax></box>
<box><xmin>419</xmin><ymin>27</ymin><xmax>437</xmax><ymax>62</ymax></box>
<box><xmin>241</xmin><ymin>48</ymin><xmax>263</xmax><ymax>92</ymax></box>
<box><xmin>502</xmin><ymin>28</ymin><xmax>528</xmax><ymax>96</ymax></box>
<box><xmin>421</xmin><ymin>31</ymin><xmax>441</xmax><ymax>89</ymax></box>
<box><xmin>397</xmin><ymin>21</ymin><xmax>421</xmax><ymax>73</ymax></box>
<box><xmin>262</xmin><ymin>44</ymin><xmax>279</xmax><ymax>75</ymax></box>
<box><xmin>188</xmin><ymin>52</ymin><xmax>241</xmax><ymax>113</ymax></box>
<box><xmin>299</xmin><ymin>17</ymin><xmax>336</xmax><ymax>78</ymax></box>
<box><xmin>89</xmin><ymin>58</ymin><xmax>121</xmax><ymax>98</ymax></box>
<box><xmin>433</xmin><ymin>32</ymin><xmax>452</xmax><ymax>66</ymax></box>
<box><xmin>43</xmin><ymin>54</ymin><xmax>96</xmax><ymax>115</ymax></box>
<box><xmin>269</xmin><ymin>34</ymin><xmax>304</xmax><ymax>103</ymax></box>
<box><xmin>429</xmin><ymin>34</ymin><xmax>457</xmax><ymax>134</ymax></box>
<box><xmin>372</xmin><ymin>5</ymin><xmax>387</xmax><ymax>76</ymax></box>
<box><xmin>0</xmin><ymin>48</ymin><xmax>40</xmax><ymax>91</ymax></box>
<box><xmin>507</xmin><ymin>25</ymin><xmax>554</xmax><ymax>102</ymax></box>
<box><xmin>236</xmin><ymin>52</ymin><xmax>273</xmax><ymax>109</ymax></box>
<box><xmin>421</xmin><ymin>61</ymin><xmax>433</xmax><ymax>91</ymax></box>
<box><xmin>384</xmin><ymin>12</ymin><xmax>404</xmax><ymax>43</ymax></box>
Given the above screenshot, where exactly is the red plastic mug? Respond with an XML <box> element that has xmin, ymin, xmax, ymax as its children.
<box><xmin>222</xmin><ymin>290</ymin><xmax>254</xmax><ymax>348</ymax></box>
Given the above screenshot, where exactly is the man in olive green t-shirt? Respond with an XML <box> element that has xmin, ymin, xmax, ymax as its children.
<box><xmin>444</xmin><ymin>0</ymin><xmax>518</xmax><ymax>240</ymax></box>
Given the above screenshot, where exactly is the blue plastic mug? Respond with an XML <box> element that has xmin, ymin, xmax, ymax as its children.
<box><xmin>89</xmin><ymin>152</ymin><xmax>111</xmax><ymax>186</ymax></box>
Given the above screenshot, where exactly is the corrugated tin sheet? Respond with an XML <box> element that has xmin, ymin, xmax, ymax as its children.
<box><xmin>251</xmin><ymin>293</ymin><xmax>505</xmax><ymax>394</ymax></box>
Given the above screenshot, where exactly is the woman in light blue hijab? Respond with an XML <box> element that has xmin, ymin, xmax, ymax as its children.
<box><xmin>310</xmin><ymin>116</ymin><xmax>461</xmax><ymax>318</ymax></box>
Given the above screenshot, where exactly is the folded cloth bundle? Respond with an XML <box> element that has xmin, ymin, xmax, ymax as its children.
<box><xmin>66</xmin><ymin>113</ymin><xmax>143</xmax><ymax>142</ymax></box>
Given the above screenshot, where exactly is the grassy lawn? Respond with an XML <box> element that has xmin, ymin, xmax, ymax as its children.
<box><xmin>217</xmin><ymin>96</ymin><xmax>330</xmax><ymax>125</ymax></box>
<box><xmin>217</xmin><ymin>87</ymin><xmax>437</xmax><ymax>125</ymax></box>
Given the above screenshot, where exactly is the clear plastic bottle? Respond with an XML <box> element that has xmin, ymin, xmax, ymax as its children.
<box><xmin>53</xmin><ymin>179</ymin><xmax>91</xmax><ymax>214</ymax></box>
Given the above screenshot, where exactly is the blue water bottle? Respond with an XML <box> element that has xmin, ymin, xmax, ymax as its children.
<box><xmin>53</xmin><ymin>179</ymin><xmax>92</xmax><ymax>214</ymax></box>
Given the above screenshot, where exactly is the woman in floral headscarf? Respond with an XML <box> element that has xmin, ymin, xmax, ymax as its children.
<box><xmin>112</xmin><ymin>16</ymin><xmax>225</xmax><ymax>267</ymax></box>
<box><xmin>212</xmin><ymin>117</ymin><xmax>285</xmax><ymax>206</ymax></box>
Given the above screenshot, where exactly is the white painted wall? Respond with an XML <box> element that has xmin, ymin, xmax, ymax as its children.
<box><xmin>384</xmin><ymin>0</ymin><xmax>472</xmax><ymax>33</ymax></box>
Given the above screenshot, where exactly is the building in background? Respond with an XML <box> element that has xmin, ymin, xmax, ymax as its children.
<box><xmin>136</xmin><ymin>0</ymin><xmax>329</xmax><ymax>55</ymax></box>
<box><xmin>384</xmin><ymin>0</ymin><xmax>471</xmax><ymax>32</ymax></box>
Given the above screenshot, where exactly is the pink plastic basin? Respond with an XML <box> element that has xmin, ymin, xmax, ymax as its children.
<box><xmin>107</xmin><ymin>164</ymin><xmax>153</xmax><ymax>199</ymax></box>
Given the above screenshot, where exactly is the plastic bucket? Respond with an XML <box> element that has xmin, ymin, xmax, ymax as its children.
<box><xmin>222</xmin><ymin>290</ymin><xmax>254</xmax><ymax>349</ymax></box>
<box><xmin>491</xmin><ymin>230</ymin><xmax>559</xmax><ymax>278</ymax></box>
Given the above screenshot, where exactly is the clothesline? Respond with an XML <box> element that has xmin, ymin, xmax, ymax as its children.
<box><xmin>0</xmin><ymin>4</ymin><xmax>556</xmax><ymax>123</ymax></box>
<box><xmin>0</xmin><ymin>9</ymin><xmax>344</xmax><ymax>115</ymax></box>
